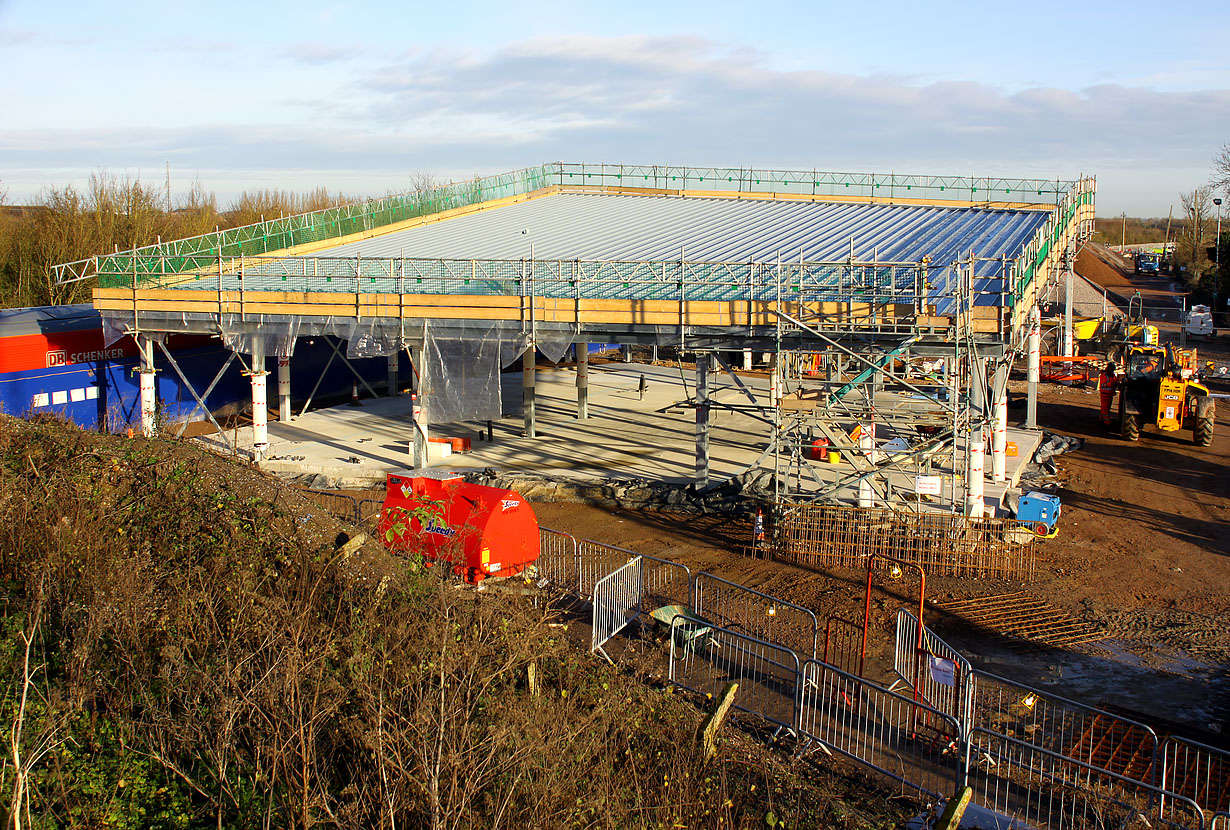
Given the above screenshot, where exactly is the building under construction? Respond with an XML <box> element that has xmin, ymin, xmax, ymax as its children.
<box><xmin>56</xmin><ymin>162</ymin><xmax>1094</xmax><ymax>531</ymax></box>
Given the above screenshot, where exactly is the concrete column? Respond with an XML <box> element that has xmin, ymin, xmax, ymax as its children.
<box><xmin>858</xmin><ymin>422</ymin><xmax>876</xmax><ymax>509</ymax></box>
<box><xmin>576</xmin><ymin>342</ymin><xmax>589</xmax><ymax>420</ymax></box>
<box><xmin>622</xmin><ymin>344</ymin><xmax>632</xmax><ymax>362</ymax></box>
<box><xmin>138</xmin><ymin>335</ymin><xmax>157</xmax><ymax>438</ymax></box>
<box><xmin>991</xmin><ymin>364</ymin><xmax>1008</xmax><ymax>483</ymax></box>
<box><xmin>742</xmin><ymin>349</ymin><xmax>753</xmax><ymax>371</ymax></box>
<box><xmin>387</xmin><ymin>352</ymin><xmax>399</xmax><ymax>397</ymax></box>
<box><xmin>277</xmin><ymin>356</ymin><xmax>291</xmax><ymax>423</ymax></box>
<box><xmin>695</xmin><ymin>354</ymin><xmax>710</xmax><ymax>489</ymax></box>
<box><xmin>523</xmin><ymin>348</ymin><xmax>536</xmax><ymax>438</ymax></box>
<box><xmin>250</xmin><ymin>340</ymin><xmax>269</xmax><ymax>462</ymax></box>
<box><xmin>1026</xmin><ymin>307</ymin><xmax>1040</xmax><ymax>429</ymax></box>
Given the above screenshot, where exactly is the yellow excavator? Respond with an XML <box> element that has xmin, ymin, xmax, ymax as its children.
<box><xmin>1118</xmin><ymin>344</ymin><xmax>1215</xmax><ymax>446</ymax></box>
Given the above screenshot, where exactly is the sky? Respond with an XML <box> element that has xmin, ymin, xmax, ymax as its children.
<box><xmin>1</xmin><ymin>0</ymin><xmax>1228</xmax><ymax>217</ymax></box>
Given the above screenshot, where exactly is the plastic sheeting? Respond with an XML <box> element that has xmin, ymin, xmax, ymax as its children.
<box><xmin>99</xmin><ymin>308</ymin><xmax>583</xmax><ymax>424</ymax></box>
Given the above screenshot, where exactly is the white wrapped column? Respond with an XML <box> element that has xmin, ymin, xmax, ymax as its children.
<box><xmin>991</xmin><ymin>364</ymin><xmax>1008</xmax><ymax>483</ymax></box>
<box><xmin>250</xmin><ymin>341</ymin><xmax>269</xmax><ymax>462</ymax></box>
<box><xmin>966</xmin><ymin>439</ymin><xmax>985</xmax><ymax>517</ymax></box>
<box><xmin>858</xmin><ymin>422</ymin><xmax>876</xmax><ymax>509</ymax></box>
<box><xmin>138</xmin><ymin>335</ymin><xmax>157</xmax><ymax>438</ymax></box>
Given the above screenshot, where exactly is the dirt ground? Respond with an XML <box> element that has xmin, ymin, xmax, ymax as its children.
<box><xmin>533</xmin><ymin>250</ymin><xmax>1230</xmax><ymax>742</ymax></box>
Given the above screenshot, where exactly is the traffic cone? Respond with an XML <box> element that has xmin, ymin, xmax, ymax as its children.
<box><xmin>350</xmin><ymin>382</ymin><xmax>362</xmax><ymax>406</ymax></box>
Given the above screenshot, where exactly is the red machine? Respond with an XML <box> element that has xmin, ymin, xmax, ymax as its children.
<box><xmin>378</xmin><ymin>470</ymin><xmax>540</xmax><ymax>583</ymax></box>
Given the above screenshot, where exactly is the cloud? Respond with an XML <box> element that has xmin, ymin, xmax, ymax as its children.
<box><xmin>3</xmin><ymin>35</ymin><xmax>1227</xmax><ymax>213</ymax></box>
<box><xmin>279</xmin><ymin>41</ymin><xmax>356</xmax><ymax>65</ymax></box>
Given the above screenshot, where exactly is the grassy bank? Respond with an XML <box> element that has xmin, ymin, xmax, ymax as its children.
<box><xmin>0</xmin><ymin>414</ymin><xmax>911</xmax><ymax>829</ymax></box>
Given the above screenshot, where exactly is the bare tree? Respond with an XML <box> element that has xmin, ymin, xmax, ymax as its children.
<box><xmin>1175</xmin><ymin>187</ymin><xmax>1214</xmax><ymax>288</ymax></box>
<box><xmin>1211</xmin><ymin>143</ymin><xmax>1230</xmax><ymax>195</ymax></box>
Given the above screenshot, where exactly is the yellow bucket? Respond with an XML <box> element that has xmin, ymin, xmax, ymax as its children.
<box><xmin>828</xmin><ymin>451</ymin><xmax>841</xmax><ymax>464</ymax></box>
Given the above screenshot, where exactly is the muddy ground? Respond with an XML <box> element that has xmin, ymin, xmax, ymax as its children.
<box><xmin>533</xmin><ymin>250</ymin><xmax>1230</xmax><ymax>743</ymax></box>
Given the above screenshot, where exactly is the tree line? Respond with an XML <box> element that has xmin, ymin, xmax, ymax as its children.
<box><xmin>0</xmin><ymin>173</ymin><xmax>354</xmax><ymax>309</ymax></box>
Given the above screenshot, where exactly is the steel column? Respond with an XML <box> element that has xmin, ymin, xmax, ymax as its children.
<box><xmin>412</xmin><ymin>344</ymin><xmax>428</xmax><ymax>468</ymax></box>
<box><xmin>386</xmin><ymin>352</ymin><xmax>399</xmax><ymax>397</ymax></box>
<box><xmin>523</xmin><ymin>348</ymin><xmax>536</xmax><ymax>438</ymax></box>
<box><xmin>576</xmin><ymin>342</ymin><xmax>589</xmax><ymax>419</ymax></box>
<box><xmin>695</xmin><ymin>353</ymin><xmax>710</xmax><ymax>488</ymax></box>
<box><xmin>277</xmin><ymin>356</ymin><xmax>291</xmax><ymax>422</ymax></box>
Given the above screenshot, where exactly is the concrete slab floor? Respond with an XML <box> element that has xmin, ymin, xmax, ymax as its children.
<box><xmin>196</xmin><ymin>361</ymin><xmax>1043</xmax><ymax>513</ymax></box>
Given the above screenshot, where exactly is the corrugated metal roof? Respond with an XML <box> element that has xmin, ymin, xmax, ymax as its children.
<box><xmin>313</xmin><ymin>192</ymin><xmax>1050</xmax><ymax>265</ymax></box>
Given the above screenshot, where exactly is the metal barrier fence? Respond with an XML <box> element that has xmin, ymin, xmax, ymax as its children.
<box><xmin>822</xmin><ymin>615</ymin><xmax>864</xmax><ymax>678</ymax></box>
<box><xmin>693</xmin><ymin>572</ymin><xmax>819</xmax><ymax>659</ymax></box>
<box><xmin>798</xmin><ymin>659</ymin><xmax>965</xmax><ymax>799</ymax></box>
<box><xmin>668</xmin><ymin>616</ymin><xmax>800</xmax><ymax>732</ymax></box>
<box><xmin>296</xmin><ymin>488</ymin><xmax>361</xmax><ymax>523</ymax></box>
<box><xmin>538</xmin><ymin>527</ymin><xmax>581</xmax><ymax>595</ymax></box>
<box><xmin>1162</xmin><ymin>736</ymin><xmax>1230</xmax><ymax>819</ymax></box>
<box><xmin>969</xmin><ymin>669</ymin><xmax>1161</xmax><ymax>787</ymax></box>
<box><xmin>775</xmin><ymin>503</ymin><xmax>1038</xmax><ymax>580</ymax></box>
<box><xmin>968</xmin><ymin>727</ymin><xmax>1206</xmax><ymax>830</ymax></box>
<box><xmin>592</xmin><ymin>557</ymin><xmax>643</xmax><ymax>657</ymax></box>
<box><xmin>894</xmin><ymin>609</ymin><xmax>972</xmax><ymax>727</ymax></box>
<box><xmin>357</xmin><ymin>497</ymin><xmax>384</xmax><ymax>527</ymax></box>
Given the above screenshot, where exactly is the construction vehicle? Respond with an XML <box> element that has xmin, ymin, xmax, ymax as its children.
<box><xmin>1118</xmin><ymin>344</ymin><xmax>1215</xmax><ymax>446</ymax></box>
<box><xmin>1134</xmin><ymin>252</ymin><xmax>1161</xmax><ymax>275</ymax></box>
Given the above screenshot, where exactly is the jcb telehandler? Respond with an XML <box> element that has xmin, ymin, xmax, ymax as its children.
<box><xmin>1118</xmin><ymin>344</ymin><xmax>1215</xmax><ymax>446</ymax></box>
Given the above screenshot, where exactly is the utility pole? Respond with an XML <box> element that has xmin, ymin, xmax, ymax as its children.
<box><xmin>1215</xmin><ymin>197</ymin><xmax>1224</xmax><ymax>317</ymax></box>
<box><xmin>1121</xmin><ymin>212</ymin><xmax>1127</xmax><ymax>251</ymax></box>
<box><xmin>1164</xmin><ymin>206</ymin><xmax>1173</xmax><ymax>272</ymax></box>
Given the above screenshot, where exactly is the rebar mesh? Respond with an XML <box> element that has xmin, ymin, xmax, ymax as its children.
<box><xmin>774</xmin><ymin>503</ymin><xmax>1037</xmax><ymax>579</ymax></box>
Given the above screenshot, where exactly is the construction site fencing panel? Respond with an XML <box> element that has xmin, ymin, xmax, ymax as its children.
<box><xmin>692</xmin><ymin>572</ymin><xmax>819</xmax><ymax>659</ymax></box>
<box><xmin>822</xmin><ymin>615</ymin><xmax>865</xmax><ymax>678</ymax></box>
<box><xmin>775</xmin><ymin>504</ymin><xmax>1037</xmax><ymax>580</ymax></box>
<box><xmin>592</xmin><ymin>557</ymin><xmax>643</xmax><ymax>656</ymax></box>
<box><xmin>894</xmin><ymin>609</ymin><xmax>973</xmax><ymax>728</ymax></box>
<box><xmin>357</xmin><ymin>497</ymin><xmax>384</xmax><ymax>528</ymax></box>
<box><xmin>797</xmin><ymin>659</ymin><xmax>964</xmax><ymax>799</ymax></box>
<box><xmin>296</xmin><ymin>488</ymin><xmax>360</xmax><ymax>524</ymax></box>
<box><xmin>537</xmin><ymin>527</ymin><xmax>580</xmax><ymax>594</ymax></box>
<box><xmin>969</xmin><ymin>669</ymin><xmax>1161</xmax><ymax>789</ymax></box>
<box><xmin>967</xmin><ymin>727</ymin><xmax>1206</xmax><ymax>830</ymax></box>
<box><xmin>575</xmin><ymin>539</ymin><xmax>644</xmax><ymax>600</ymax></box>
<box><xmin>1161</xmin><ymin>736</ymin><xmax>1230</xmax><ymax>819</ymax></box>
<box><xmin>668</xmin><ymin>617</ymin><xmax>800</xmax><ymax>732</ymax></box>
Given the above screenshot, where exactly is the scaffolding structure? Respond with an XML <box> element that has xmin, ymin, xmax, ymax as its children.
<box><xmin>56</xmin><ymin>162</ymin><xmax>1096</xmax><ymax>519</ymax></box>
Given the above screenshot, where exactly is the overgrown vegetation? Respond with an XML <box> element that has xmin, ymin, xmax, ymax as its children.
<box><xmin>0</xmin><ymin>414</ymin><xmax>909</xmax><ymax>829</ymax></box>
<box><xmin>0</xmin><ymin>174</ymin><xmax>353</xmax><ymax>308</ymax></box>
